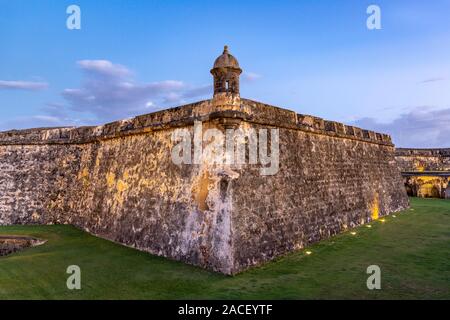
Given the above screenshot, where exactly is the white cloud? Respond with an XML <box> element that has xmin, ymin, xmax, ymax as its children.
<box><xmin>77</xmin><ymin>60</ymin><xmax>132</xmax><ymax>78</ymax></box>
<box><xmin>419</xmin><ymin>77</ymin><xmax>445</xmax><ymax>84</ymax></box>
<box><xmin>0</xmin><ymin>80</ymin><xmax>48</xmax><ymax>90</ymax></box>
<box><xmin>353</xmin><ymin>107</ymin><xmax>450</xmax><ymax>148</ymax></box>
<box><xmin>242</xmin><ymin>72</ymin><xmax>262</xmax><ymax>82</ymax></box>
<box><xmin>0</xmin><ymin>115</ymin><xmax>69</xmax><ymax>131</ymax></box>
<box><xmin>32</xmin><ymin>115</ymin><xmax>62</xmax><ymax>122</ymax></box>
<box><xmin>61</xmin><ymin>60</ymin><xmax>210</xmax><ymax>122</ymax></box>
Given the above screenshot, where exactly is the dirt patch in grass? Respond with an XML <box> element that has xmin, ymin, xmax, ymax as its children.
<box><xmin>0</xmin><ymin>235</ymin><xmax>46</xmax><ymax>256</ymax></box>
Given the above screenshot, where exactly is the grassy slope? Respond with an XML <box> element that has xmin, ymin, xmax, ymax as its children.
<box><xmin>0</xmin><ymin>197</ymin><xmax>449</xmax><ymax>300</ymax></box>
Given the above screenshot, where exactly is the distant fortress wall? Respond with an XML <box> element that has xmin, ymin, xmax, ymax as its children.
<box><xmin>0</xmin><ymin>98</ymin><xmax>409</xmax><ymax>274</ymax></box>
<box><xmin>395</xmin><ymin>148</ymin><xmax>450</xmax><ymax>199</ymax></box>
<box><xmin>395</xmin><ymin>148</ymin><xmax>450</xmax><ymax>172</ymax></box>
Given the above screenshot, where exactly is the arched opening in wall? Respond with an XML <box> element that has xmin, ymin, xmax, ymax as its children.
<box><xmin>405</xmin><ymin>183</ymin><xmax>414</xmax><ymax>196</ymax></box>
<box><xmin>416</xmin><ymin>176</ymin><xmax>444</xmax><ymax>198</ymax></box>
<box><xmin>418</xmin><ymin>183</ymin><xmax>432</xmax><ymax>198</ymax></box>
<box><xmin>419</xmin><ymin>183</ymin><xmax>441</xmax><ymax>198</ymax></box>
<box><xmin>445</xmin><ymin>185</ymin><xmax>450</xmax><ymax>199</ymax></box>
<box><xmin>431</xmin><ymin>185</ymin><xmax>441</xmax><ymax>198</ymax></box>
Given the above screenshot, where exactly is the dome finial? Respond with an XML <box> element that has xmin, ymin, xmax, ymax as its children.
<box><xmin>223</xmin><ymin>45</ymin><xmax>229</xmax><ymax>54</ymax></box>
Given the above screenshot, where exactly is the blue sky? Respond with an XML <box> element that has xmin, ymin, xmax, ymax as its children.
<box><xmin>0</xmin><ymin>0</ymin><xmax>449</xmax><ymax>147</ymax></box>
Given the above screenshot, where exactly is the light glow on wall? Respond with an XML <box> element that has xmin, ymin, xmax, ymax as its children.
<box><xmin>371</xmin><ymin>194</ymin><xmax>380</xmax><ymax>220</ymax></box>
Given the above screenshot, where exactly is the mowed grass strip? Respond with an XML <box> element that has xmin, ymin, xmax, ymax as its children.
<box><xmin>0</xmin><ymin>197</ymin><xmax>449</xmax><ymax>299</ymax></box>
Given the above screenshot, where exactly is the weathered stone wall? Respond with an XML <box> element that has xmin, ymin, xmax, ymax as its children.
<box><xmin>395</xmin><ymin>148</ymin><xmax>450</xmax><ymax>199</ymax></box>
<box><xmin>231</xmin><ymin>101</ymin><xmax>409</xmax><ymax>272</ymax></box>
<box><xmin>395</xmin><ymin>148</ymin><xmax>450</xmax><ymax>172</ymax></box>
<box><xmin>0</xmin><ymin>101</ymin><xmax>237</xmax><ymax>273</ymax></box>
<box><xmin>0</xmin><ymin>143</ymin><xmax>81</xmax><ymax>225</ymax></box>
<box><xmin>0</xmin><ymin>97</ymin><xmax>409</xmax><ymax>274</ymax></box>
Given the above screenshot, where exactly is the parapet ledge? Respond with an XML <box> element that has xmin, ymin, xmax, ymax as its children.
<box><xmin>0</xmin><ymin>99</ymin><xmax>251</xmax><ymax>145</ymax></box>
<box><xmin>296</xmin><ymin>114</ymin><xmax>392</xmax><ymax>145</ymax></box>
<box><xmin>240</xmin><ymin>99</ymin><xmax>392</xmax><ymax>145</ymax></box>
<box><xmin>0</xmin><ymin>98</ymin><xmax>393</xmax><ymax>146</ymax></box>
<box><xmin>395</xmin><ymin>148</ymin><xmax>450</xmax><ymax>157</ymax></box>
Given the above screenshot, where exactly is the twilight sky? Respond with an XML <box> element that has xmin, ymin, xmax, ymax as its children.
<box><xmin>0</xmin><ymin>0</ymin><xmax>449</xmax><ymax>147</ymax></box>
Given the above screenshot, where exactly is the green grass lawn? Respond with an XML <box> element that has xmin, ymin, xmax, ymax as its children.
<box><xmin>0</xmin><ymin>197</ymin><xmax>449</xmax><ymax>300</ymax></box>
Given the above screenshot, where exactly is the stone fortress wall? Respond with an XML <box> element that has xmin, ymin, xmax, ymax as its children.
<box><xmin>0</xmin><ymin>47</ymin><xmax>409</xmax><ymax>274</ymax></box>
<box><xmin>395</xmin><ymin>148</ymin><xmax>450</xmax><ymax>199</ymax></box>
<box><xmin>0</xmin><ymin>97</ymin><xmax>409</xmax><ymax>274</ymax></box>
<box><xmin>395</xmin><ymin>148</ymin><xmax>450</xmax><ymax>172</ymax></box>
